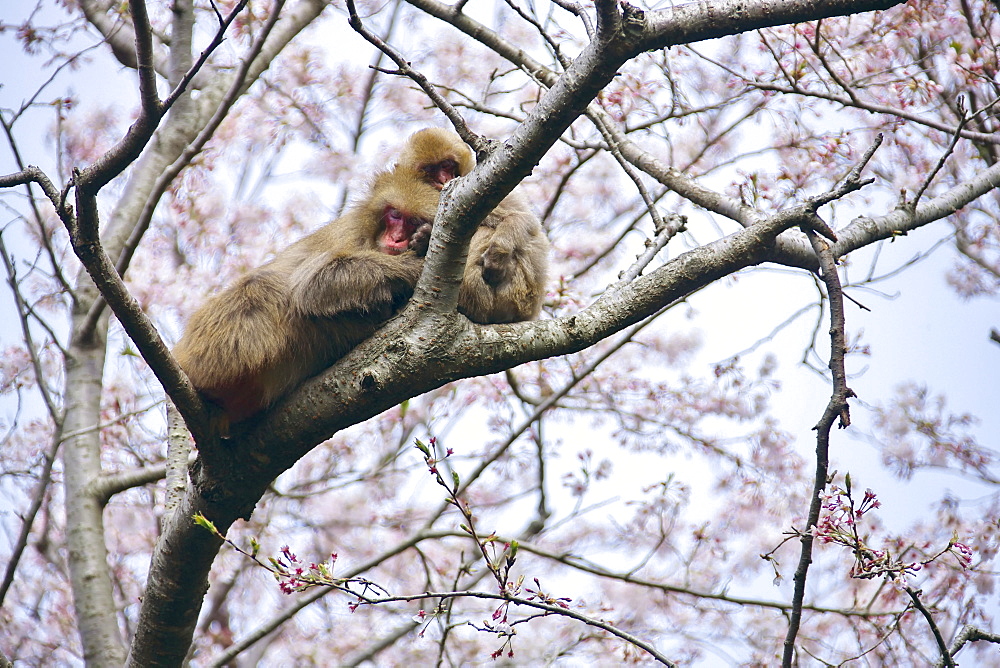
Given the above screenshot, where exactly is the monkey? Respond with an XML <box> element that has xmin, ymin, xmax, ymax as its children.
<box><xmin>398</xmin><ymin>127</ymin><xmax>475</xmax><ymax>188</ymax></box>
<box><xmin>175</xmin><ymin>129</ymin><xmax>550</xmax><ymax>428</ymax></box>
<box><xmin>396</xmin><ymin>127</ymin><xmax>550</xmax><ymax>324</ymax></box>
<box><xmin>173</xmin><ymin>166</ymin><xmax>441</xmax><ymax>427</ymax></box>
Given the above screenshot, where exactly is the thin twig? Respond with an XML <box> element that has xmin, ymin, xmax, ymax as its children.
<box><xmin>0</xmin><ymin>426</ymin><xmax>62</xmax><ymax>608</ymax></box>
<box><xmin>906</xmin><ymin>587</ymin><xmax>955</xmax><ymax>668</ymax></box>
<box><xmin>0</xmin><ymin>112</ymin><xmax>73</xmax><ymax>294</ymax></box>
<box><xmin>615</xmin><ymin>213</ymin><xmax>687</xmax><ymax>284</ymax></box>
<box><xmin>345</xmin><ymin>0</ymin><xmax>480</xmax><ymax>151</ymax></box>
<box><xmin>591</xmin><ymin>113</ymin><xmax>670</xmax><ymax>235</ymax></box>
<box><xmin>0</xmin><ymin>232</ymin><xmax>61</xmax><ymax>421</ymax></box>
<box><xmin>913</xmin><ymin>95</ymin><xmax>969</xmax><ymax>207</ymax></box>
<box><xmin>782</xmin><ymin>226</ymin><xmax>856</xmax><ymax>667</ymax></box>
<box><xmin>549</xmin><ymin>0</ymin><xmax>594</xmax><ymax>38</ymax></box>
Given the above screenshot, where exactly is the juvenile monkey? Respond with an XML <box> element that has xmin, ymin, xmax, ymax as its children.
<box><xmin>173</xmin><ymin>166</ymin><xmax>440</xmax><ymax>426</ymax></box>
<box><xmin>397</xmin><ymin>128</ymin><xmax>550</xmax><ymax>324</ymax></box>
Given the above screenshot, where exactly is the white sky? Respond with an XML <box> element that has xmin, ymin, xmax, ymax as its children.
<box><xmin>0</xmin><ymin>3</ymin><xmax>998</xmax><ymax>659</ymax></box>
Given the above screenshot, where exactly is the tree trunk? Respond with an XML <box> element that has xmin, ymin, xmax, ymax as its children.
<box><xmin>62</xmin><ymin>294</ymin><xmax>125</xmax><ymax>666</ymax></box>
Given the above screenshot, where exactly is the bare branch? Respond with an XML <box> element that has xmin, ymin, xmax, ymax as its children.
<box><xmin>0</xmin><ymin>427</ymin><xmax>62</xmax><ymax>608</ymax></box>
<box><xmin>748</xmin><ymin>79</ymin><xmax>1000</xmax><ymax>146</ymax></box>
<box><xmin>160</xmin><ymin>0</ymin><xmax>251</xmax><ymax>114</ymax></box>
<box><xmin>0</xmin><ymin>112</ymin><xmax>73</xmax><ymax>294</ymax></box>
<box><xmin>913</xmin><ymin>96</ymin><xmax>970</xmax><ymax>206</ymax></box>
<box><xmin>642</xmin><ymin>0</ymin><xmax>908</xmax><ymax>52</ymax></box>
<box><xmin>346</xmin><ymin>0</ymin><xmax>479</xmax><ymax>150</ymax></box>
<box><xmin>346</xmin><ymin>589</ymin><xmax>678</xmax><ymax>666</ymax></box>
<box><xmin>615</xmin><ymin>213</ymin><xmax>687</xmax><ymax>284</ymax></box>
<box><xmin>907</xmin><ymin>587</ymin><xmax>956</xmax><ymax>668</ymax></box>
<box><xmin>93</xmin><ymin>462</ymin><xmax>170</xmax><ymax>504</ymax></box>
<box><xmin>0</xmin><ymin>232</ymin><xmax>62</xmax><ymax>421</ymax></box>
<box><xmin>939</xmin><ymin>625</ymin><xmax>1000</xmax><ymax>666</ymax></box>
<box><xmin>75</xmin><ymin>0</ymin><xmax>162</xmax><ymax>195</ymax></box>
<box><xmin>782</xmin><ymin>227</ymin><xmax>855</xmax><ymax>667</ymax></box>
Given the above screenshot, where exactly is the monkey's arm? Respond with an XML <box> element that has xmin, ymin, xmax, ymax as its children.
<box><xmin>288</xmin><ymin>250</ymin><xmax>424</xmax><ymax>320</ymax></box>
<box><xmin>458</xmin><ymin>193</ymin><xmax>550</xmax><ymax>324</ymax></box>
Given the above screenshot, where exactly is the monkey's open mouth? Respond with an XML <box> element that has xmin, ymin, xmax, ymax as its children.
<box><xmin>382</xmin><ymin>218</ymin><xmax>418</xmax><ymax>255</ymax></box>
<box><xmin>382</xmin><ymin>242</ymin><xmax>408</xmax><ymax>255</ymax></box>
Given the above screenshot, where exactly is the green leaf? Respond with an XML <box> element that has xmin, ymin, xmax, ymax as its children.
<box><xmin>192</xmin><ymin>512</ymin><xmax>216</xmax><ymax>534</ymax></box>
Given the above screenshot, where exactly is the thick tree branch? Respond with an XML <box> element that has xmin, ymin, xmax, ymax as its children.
<box><xmin>125</xmin><ymin>480</ymin><xmax>226</xmax><ymax>667</ymax></box>
<box><xmin>640</xmin><ymin>0</ymin><xmax>904</xmax><ymax>51</ymax></box>
<box><xmin>216</xmin><ymin>199</ymin><xmax>845</xmax><ymax>503</ymax></box>
<box><xmin>939</xmin><ymin>625</ymin><xmax>1000</xmax><ymax>666</ymax></box>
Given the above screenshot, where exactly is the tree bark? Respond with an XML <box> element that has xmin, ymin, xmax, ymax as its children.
<box><xmin>63</xmin><ymin>301</ymin><xmax>126</xmax><ymax>668</ymax></box>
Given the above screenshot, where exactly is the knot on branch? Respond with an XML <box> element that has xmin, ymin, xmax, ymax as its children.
<box><xmin>802</xmin><ymin>213</ymin><xmax>838</xmax><ymax>243</ymax></box>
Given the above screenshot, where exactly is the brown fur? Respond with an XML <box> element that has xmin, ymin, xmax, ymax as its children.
<box><xmin>397</xmin><ymin>127</ymin><xmax>476</xmax><ymax>187</ymax></box>
<box><xmin>175</xmin><ymin>129</ymin><xmax>551</xmax><ymax>428</ymax></box>
<box><xmin>173</xmin><ymin>167</ymin><xmax>440</xmax><ymax>426</ymax></box>
<box><xmin>397</xmin><ymin>128</ymin><xmax>550</xmax><ymax>324</ymax></box>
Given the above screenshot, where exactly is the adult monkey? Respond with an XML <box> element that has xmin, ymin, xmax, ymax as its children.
<box><xmin>173</xmin><ymin>166</ymin><xmax>440</xmax><ymax>426</ymax></box>
<box><xmin>397</xmin><ymin>128</ymin><xmax>550</xmax><ymax>324</ymax></box>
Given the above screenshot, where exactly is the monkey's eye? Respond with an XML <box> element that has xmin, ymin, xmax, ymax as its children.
<box><xmin>386</xmin><ymin>208</ymin><xmax>404</xmax><ymax>223</ymax></box>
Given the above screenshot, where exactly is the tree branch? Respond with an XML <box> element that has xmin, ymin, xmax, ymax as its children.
<box><xmin>939</xmin><ymin>625</ymin><xmax>1000</xmax><ymax>666</ymax></box>
<box><xmin>640</xmin><ymin>0</ymin><xmax>904</xmax><ymax>52</ymax></box>
<box><xmin>782</xmin><ymin>227</ymin><xmax>855</xmax><ymax>667</ymax></box>
<box><xmin>907</xmin><ymin>587</ymin><xmax>955</xmax><ymax>668</ymax></box>
<box><xmin>346</xmin><ymin>0</ymin><xmax>476</xmax><ymax>149</ymax></box>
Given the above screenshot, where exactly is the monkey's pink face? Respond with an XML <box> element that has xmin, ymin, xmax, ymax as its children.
<box><xmin>379</xmin><ymin>207</ymin><xmax>428</xmax><ymax>255</ymax></box>
<box><xmin>422</xmin><ymin>158</ymin><xmax>460</xmax><ymax>189</ymax></box>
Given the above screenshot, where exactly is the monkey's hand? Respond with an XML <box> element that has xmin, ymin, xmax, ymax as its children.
<box><xmin>408</xmin><ymin>221</ymin><xmax>433</xmax><ymax>256</ymax></box>
<box><xmin>480</xmin><ymin>243</ymin><xmax>514</xmax><ymax>287</ymax></box>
